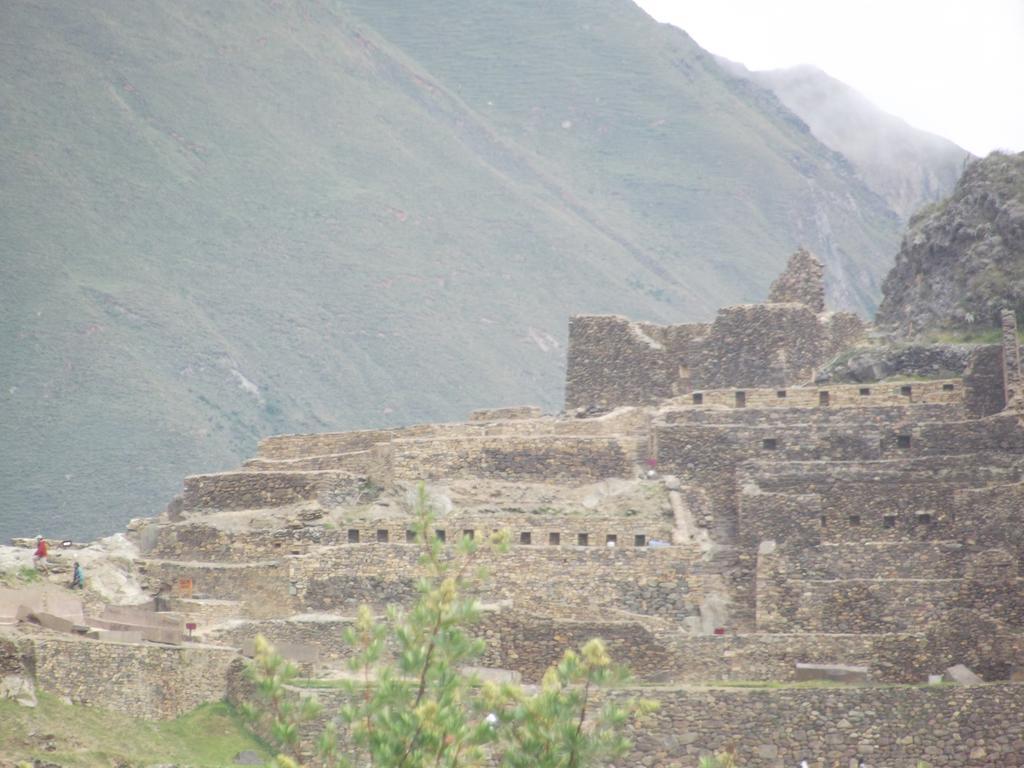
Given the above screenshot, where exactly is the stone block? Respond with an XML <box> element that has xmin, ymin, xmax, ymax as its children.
<box><xmin>0</xmin><ymin>591</ymin><xmax>22</xmax><ymax>622</ymax></box>
<box><xmin>794</xmin><ymin>663</ymin><xmax>869</xmax><ymax>684</ymax></box>
<box><xmin>943</xmin><ymin>664</ymin><xmax>983</xmax><ymax>685</ymax></box>
<box><xmin>241</xmin><ymin>639</ymin><xmax>319</xmax><ymax>664</ymax></box>
<box><xmin>1</xmin><ymin>586</ymin><xmax>83</xmax><ymax>625</ymax></box>
<box><xmin>141</xmin><ymin>626</ymin><xmax>184</xmax><ymax>645</ymax></box>
<box><xmin>102</xmin><ymin>604</ymin><xmax>184</xmax><ymax>630</ymax></box>
<box><xmin>34</xmin><ymin>612</ymin><xmax>75</xmax><ymax>634</ymax></box>
<box><xmin>87</xmin><ymin>617</ymin><xmax>182</xmax><ymax>645</ymax></box>
<box><xmin>460</xmin><ymin>666</ymin><xmax>522</xmax><ymax>684</ymax></box>
<box><xmin>92</xmin><ymin>629</ymin><xmax>145</xmax><ymax>644</ymax></box>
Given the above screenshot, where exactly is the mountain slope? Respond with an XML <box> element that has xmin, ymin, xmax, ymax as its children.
<box><xmin>719</xmin><ymin>61</ymin><xmax>971</xmax><ymax>219</ymax></box>
<box><xmin>876</xmin><ymin>151</ymin><xmax>1024</xmax><ymax>337</ymax></box>
<box><xmin>0</xmin><ymin>0</ymin><xmax>900</xmax><ymax>541</ymax></box>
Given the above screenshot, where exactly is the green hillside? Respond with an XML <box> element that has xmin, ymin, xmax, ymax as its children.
<box><xmin>0</xmin><ymin>0</ymin><xmax>900</xmax><ymax>541</ymax></box>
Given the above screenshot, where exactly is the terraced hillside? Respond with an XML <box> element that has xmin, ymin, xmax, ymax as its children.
<box><xmin>0</xmin><ymin>0</ymin><xmax>901</xmax><ymax>541</ymax></box>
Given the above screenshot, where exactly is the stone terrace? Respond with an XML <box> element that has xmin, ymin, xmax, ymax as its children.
<box><xmin>6</xmin><ymin>252</ymin><xmax>1024</xmax><ymax>766</ymax></box>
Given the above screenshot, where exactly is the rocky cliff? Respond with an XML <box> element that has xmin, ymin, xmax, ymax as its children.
<box><xmin>876</xmin><ymin>151</ymin><xmax>1024</xmax><ymax>337</ymax></box>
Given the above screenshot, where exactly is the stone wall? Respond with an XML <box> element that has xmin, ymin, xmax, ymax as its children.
<box><xmin>30</xmin><ymin>634</ymin><xmax>238</xmax><ymax>719</ymax></box>
<box><xmin>476</xmin><ymin>612</ymin><xmax>675</xmax><ymax>683</ymax></box>
<box><xmin>244</xmin><ymin>449</ymin><xmax>380</xmax><ymax>474</ymax></box>
<box><xmin>964</xmin><ymin>344</ymin><xmax>1007</xmax><ymax>416</ymax></box>
<box><xmin>258</xmin><ymin>427</ymin><xmax>412</xmax><ymax>460</ymax></box>
<box><xmin>137</xmin><ymin>559</ymin><xmax>292</xmax><ymax>619</ymax></box>
<box><xmin>290</xmin><ymin>545</ymin><xmax>699</xmax><ymax>622</ymax></box>
<box><xmin>195</xmin><ymin>614</ymin><xmax>990</xmax><ymax>686</ymax></box>
<box><xmin>209</xmin><ymin>612</ymin><xmax>678</xmax><ymax>684</ymax></box>
<box><xmin>955</xmin><ymin>481</ymin><xmax>1024</xmax><ymax>555</ymax></box>
<box><xmin>739</xmin><ymin>453</ymin><xmax>1024</xmax><ymax>545</ymax></box>
<box><xmin>624</xmin><ymin>684</ymin><xmax>1024</xmax><ymax>768</ymax></box>
<box><xmin>757</xmin><ymin>576</ymin><xmax>963</xmax><ymax>633</ymax></box>
<box><xmin>693</xmin><ymin>304</ymin><xmax>845</xmax><ymax>390</ymax></box>
<box><xmin>658</xmin><ymin>632</ymin><xmax>934</xmax><ymax>684</ymax></box>
<box><xmin>564</xmin><ymin>301</ymin><xmax>865</xmax><ymax>411</ymax></box>
<box><xmin>273</xmin><ymin>681</ymin><xmax>1024</xmax><ymax>768</ymax></box>
<box><xmin>142</xmin><ymin>543</ymin><xmax>705</xmax><ymax>624</ymax></box>
<box><xmin>769</xmin><ymin>541</ymin><xmax>968</xmax><ymax>580</ymax></box>
<box><xmin>682</xmin><ymin>380</ymin><xmax>962</xmax><ymax>409</ymax></box>
<box><xmin>661</xmin><ymin>402</ymin><xmax>965</xmax><ymax>426</ymax></box>
<box><xmin>820</xmin><ymin>341</ymin><xmax>1020</xmax><ymax>418</ymax></box>
<box><xmin>181</xmin><ymin>470</ymin><xmax>369</xmax><ymax>512</ymax></box>
<box><xmin>145</xmin><ymin>515</ymin><xmax>675</xmax><ymax>563</ymax></box>
<box><xmin>653</xmin><ymin>420</ymin><xmax>887</xmax><ymax>538</ymax></box>
<box><xmin>207</xmin><ymin>616</ymin><xmax>355</xmax><ymax>663</ymax></box>
<box><xmin>470</xmin><ymin>406</ymin><xmax>543</xmax><ymax>421</ymax></box>
<box><xmin>1002</xmin><ymin>309</ymin><xmax>1023</xmax><ymax>407</ymax></box>
<box><xmin>564</xmin><ymin>315</ymin><xmax>705</xmax><ymax>410</ymax></box>
<box><xmin>389</xmin><ymin>435</ymin><xmax>638</xmax><ymax>484</ymax></box>
<box><xmin>912</xmin><ymin>412</ymin><xmax>1024</xmax><ymax>455</ymax></box>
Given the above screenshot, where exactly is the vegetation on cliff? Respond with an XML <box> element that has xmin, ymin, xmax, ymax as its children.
<box><xmin>876</xmin><ymin>151</ymin><xmax>1024</xmax><ymax>337</ymax></box>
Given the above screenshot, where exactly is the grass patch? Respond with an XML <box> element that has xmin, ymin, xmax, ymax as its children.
<box><xmin>708</xmin><ymin>679</ymin><xmax>849</xmax><ymax>689</ymax></box>
<box><xmin>0</xmin><ymin>566</ymin><xmax>43</xmax><ymax>587</ymax></box>
<box><xmin>919</xmin><ymin>327</ymin><xmax>1003</xmax><ymax>345</ymax></box>
<box><xmin>0</xmin><ymin>693</ymin><xmax>269</xmax><ymax>767</ymax></box>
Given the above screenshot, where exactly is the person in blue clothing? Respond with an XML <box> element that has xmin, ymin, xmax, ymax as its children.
<box><xmin>69</xmin><ymin>561</ymin><xmax>84</xmax><ymax>589</ymax></box>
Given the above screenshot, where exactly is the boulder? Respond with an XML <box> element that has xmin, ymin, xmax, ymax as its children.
<box><xmin>794</xmin><ymin>663</ymin><xmax>870</xmax><ymax>684</ymax></box>
<box><xmin>0</xmin><ymin>673</ymin><xmax>37</xmax><ymax>707</ymax></box>
<box><xmin>943</xmin><ymin>664</ymin><xmax>983</xmax><ymax>685</ymax></box>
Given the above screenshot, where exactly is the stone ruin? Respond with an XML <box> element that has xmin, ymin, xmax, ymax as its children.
<box><xmin>3</xmin><ymin>250</ymin><xmax>1024</xmax><ymax>766</ymax></box>
<box><xmin>565</xmin><ymin>249</ymin><xmax>865</xmax><ymax>411</ymax></box>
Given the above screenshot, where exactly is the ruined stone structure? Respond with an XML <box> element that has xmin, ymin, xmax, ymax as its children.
<box><xmin>767</xmin><ymin>247</ymin><xmax>826</xmax><ymax>312</ymax></box>
<box><xmin>4</xmin><ymin>253</ymin><xmax>1024</xmax><ymax>766</ymax></box>
<box><xmin>565</xmin><ymin>248</ymin><xmax>865</xmax><ymax>410</ymax></box>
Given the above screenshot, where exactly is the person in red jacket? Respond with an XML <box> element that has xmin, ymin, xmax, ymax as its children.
<box><xmin>32</xmin><ymin>536</ymin><xmax>48</xmax><ymax>572</ymax></box>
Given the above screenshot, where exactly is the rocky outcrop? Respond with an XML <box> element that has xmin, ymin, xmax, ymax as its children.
<box><xmin>820</xmin><ymin>344</ymin><xmax>975</xmax><ymax>383</ymax></box>
<box><xmin>876</xmin><ymin>151</ymin><xmax>1024</xmax><ymax>337</ymax></box>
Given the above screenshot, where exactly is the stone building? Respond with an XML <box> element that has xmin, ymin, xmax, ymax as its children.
<box><xmin>565</xmin><ymin>248</ymin><xmax>864</xmax><ymax>410</ymax></box>
<box><xmin>4</xmin><ymin>257</ymin><xmax>1024</xmax><ymax>767</ymax></box>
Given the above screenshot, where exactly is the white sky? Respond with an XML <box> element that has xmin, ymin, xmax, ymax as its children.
<box><xmin>635</xmin><ymin>0</ymin><xmax>1024</xmax><ymax>156</ymax></box>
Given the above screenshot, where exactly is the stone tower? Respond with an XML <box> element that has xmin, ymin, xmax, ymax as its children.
<box><xmin>767</xmin><ymin>247</ymin><xmax>825</xmax><ymax>313</ymax></box>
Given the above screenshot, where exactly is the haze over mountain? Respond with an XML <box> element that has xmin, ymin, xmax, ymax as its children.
<box><xmin>1</xmin><ymin>0</ymin><xmax>905</xmax><ymax>541</ymax></box>
<box><xmin>718</xmin><ymin>59</ymin><xmax>972</xmax><ymax>219</ymax></box>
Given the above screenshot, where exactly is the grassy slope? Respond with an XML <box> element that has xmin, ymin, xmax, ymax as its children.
<box><xmin>0</xmin><ymin>0</ymin><xmax>899</xmax><ymax>541</ymax></box>
<box><xmin>0</xmin><ymin>695</ymin><xmax>268</xmax><ymax>766</ymax></box>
